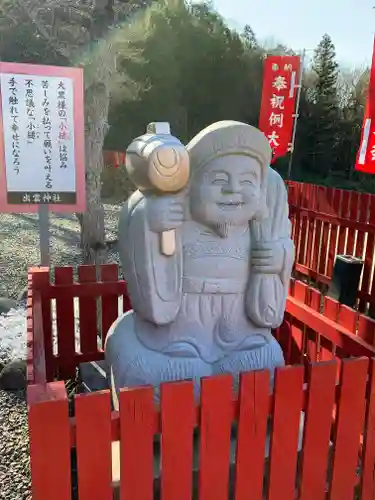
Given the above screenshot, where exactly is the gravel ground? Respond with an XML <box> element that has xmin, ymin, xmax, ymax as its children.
<box><xmin>0</xmin><ymin>202</ymin><xmax>122</xmax><ymax>300</ymax></box>
<box><xmin>0</xmin><ymin>202</ymin><xmax>122</xmax><ymax>499</ymax></box>
<box><xmin>0</xmin><ymin>391</ymin><xmax>30</xmax><ymax>500</ymax></box>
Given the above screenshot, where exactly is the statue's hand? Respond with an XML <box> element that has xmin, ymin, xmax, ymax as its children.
<box><xmin>146</xmin><ymin>195</ymin><xmax>186</xmax><ymax>233</ymax></box>
<box><xmin>251</xmin><ymin>241</ymin><xmax>284</xmax><ymax>274</ymax></box>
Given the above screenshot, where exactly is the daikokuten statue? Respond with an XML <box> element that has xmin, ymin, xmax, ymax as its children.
<box><xmin>105</xmin><ymin>120</ymin><xmax>294</xmax><ymax>403</ymax></box>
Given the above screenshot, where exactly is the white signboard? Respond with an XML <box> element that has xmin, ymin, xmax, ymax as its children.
<box><xmin>0</xmin><ymin>63</ymin><xmax>85</xmax><ymax>212</ymax></box>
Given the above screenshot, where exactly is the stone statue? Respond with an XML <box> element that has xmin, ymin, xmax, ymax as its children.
<box><xmin>105</xmin><ymin>120</ymin><xmax>294</xmax><ymax>404</ymax></box>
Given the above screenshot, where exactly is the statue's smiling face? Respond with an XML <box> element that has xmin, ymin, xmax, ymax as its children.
<box><xmin>190</xmin><ymin>154</ymin><xmax>262</xmax><ymax>236</ymax></box>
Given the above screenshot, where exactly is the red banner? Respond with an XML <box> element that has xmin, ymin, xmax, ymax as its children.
<box><xmin>259</xmin><ymin>55</ymin><xmax>301</xmax><ymax>162</ymax></box>
<box><xmin>355</xmin><ymin>36</ymin><xmax>375</xmax><ymax>174</ymax></box>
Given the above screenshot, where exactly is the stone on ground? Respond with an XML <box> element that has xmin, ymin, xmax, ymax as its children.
<box><xmin>0</xmin><ymin>360</ymin><xmax>27</xmax><ymax>391</ymax></box>
<box><xmin>0</xmin><ymin>297</ymin><xmax>19</xmax><ymax>315</ymax></box>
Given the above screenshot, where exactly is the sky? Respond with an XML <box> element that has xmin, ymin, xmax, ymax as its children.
<box><xmin>213</xmin><ymin>0</ymin><xmax>375</xmax><ymax>69</ymax></box>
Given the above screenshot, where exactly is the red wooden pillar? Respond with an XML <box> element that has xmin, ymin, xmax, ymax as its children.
<box><xmin>28</xmin><ymin>382</ymin><xmax>71</xmax><ymax>500</ymax></box>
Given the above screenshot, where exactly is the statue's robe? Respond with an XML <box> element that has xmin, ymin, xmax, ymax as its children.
<box><xmin>118</xmin><ymin>190</ymin><xmax>183</xmax><ymax>325</ymax></box>
<box><xmin>118</xmin><ymin>168</ymin><xmax>294</xmax><ymax>352</ymax></box>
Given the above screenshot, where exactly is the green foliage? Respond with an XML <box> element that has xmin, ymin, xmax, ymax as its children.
<box><xmin>105</xmin><ymin>0</ymin><xmax>264</xmax><ymax>149</ymax></box>
<box><xmin>298</xmin><ymin>34</ymin><xmax>340</xmax><ymax>175</ymax></box>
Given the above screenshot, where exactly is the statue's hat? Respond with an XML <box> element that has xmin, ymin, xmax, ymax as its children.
<box><xmin>186</xmin><ymin>120</ymin><xmax>272</xmax><ymax>179</ymax></box>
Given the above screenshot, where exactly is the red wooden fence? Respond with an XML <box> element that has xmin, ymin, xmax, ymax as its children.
<box><xmin>27</xmin><ymin>264</ymin><xmax>375</xmax><ymax>499</ymax></box>
<box><xmin>27</xmin><ymin>265</ymin><xmax>375</xmax><ymax>384</ymax></box>
<box><xmin>287</xmin><ymin>181</ymin><xmax>375</xmax><ymax>313</ymax></box>
<box><xmin>29</xmin><ymin>358</ymin><xmax>375</xmax><ymax>500</ymax></box>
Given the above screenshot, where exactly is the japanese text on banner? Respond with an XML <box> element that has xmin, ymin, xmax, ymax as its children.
<box><xmin>258</xmin><ymin>55</ymin><xmax>300</xmax><ymax>162</ymax></box>
<box><xmin>355</xmin><ymin>35</ymin><xmax>375</xmax><ymax>174</ymax></box>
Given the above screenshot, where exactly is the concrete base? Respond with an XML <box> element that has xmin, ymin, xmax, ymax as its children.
<box><xmin>78</xmin><ymin>360</ymin><xmax>109</xmax><ymax>394</ymax></box>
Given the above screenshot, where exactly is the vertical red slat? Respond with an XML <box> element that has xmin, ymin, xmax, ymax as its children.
<box><xmin>304</xmin><ymin>184</ymin><xmax>316</xmax><ymax>271</ymax></box>
<box><xmin>356</xmin><ymin>193</ymin><xmax>370</xmax><ymax>258</ymax></box>
<box><xmin>31</xmin><ymin>268</ymin><xmax>54</xmax><ymax>381</ymax></box>
<box><xmin>297</xmin><ymin>184</ymin><xmax>309</xmax><ymax>266</ymax></box>
<box><xmin>337</xmin><ymin>190</ymin><xmax>350</xmax><ymax>255</ymax></box>
<box><xmin>299</xmin><ymin>361</ymin><xmax>337</xmax><ymax>500</ymax></box>
<box><xmin>311</xmin><ymin>186</ymin><xmax>323</xmax><ymax>274</ymax></box>
<box><xmin>324</xmin><ymin>296</ymin><xmax>339</xmax><ymax>322</ymax></box>
<box><xmin>292</xmin><ymin>183</ymin><xmax>302</xmax><ymax>262</ymax></box>
<box><xmin>318</xmin><ymin>186</ymin><xmax>330</xmax><ymax>276</ymax></box>
<box><xmin>361</xmin><ymin>359</ymin><xmax>375</xmax><ymax>499</ymax></box>
<box><xmin>329</xmin><ymin>357</ymin><xmax>368</xmax><ymax>500</ymax></box>
<box><xmin>198</xmin><ymin>375</ymin><xmax>233</xmax><ymax>500</ymax></box>
<box><xmin>337</xmin><ymin>304</ymin><xmax>357</xmax><ymax>332</ymax></box>
<box><xmin>358</xmin><ymin>315</ymin><xmax>375</xmax><ymax>345</ymax></box>
<box><xmin>78</xmin><ymin>265</ymin><xmax>99</xmax><ymax>354</ymax></box>
<box><xmin>75</xmin><ymin>391</ymin><xmax>113</xmax><ymax>500</ymax></box>
<box><xmin>288</xmin><ymin>183</ymin><xmax>298</xmax><ymax>243</ymax></box>
<box><xmin>290</xmin><ymin>282</ymin><xmax>308</xmax><ymax>364</ymax></box>
<box><xmin>101</xmin><ymin>264</ymin><xmax>120</xmax><ymax>345</ymax></box>
<box><xmin>278</xmin><ymin>319</ymin><xmax>293</xmax><ymax>364</ymax></box>
<box><xmin>28</xmin><ymin>382</ymin><xmax>71</xmax><ymax>500</ymax></box>
<box><xmin>311</xmin><ymin>186</ymin><xmax>322</xmax><ymax>272</ymax></box>
<box><xmin>32</xmin><ymin>293</ymin><xmax>47</xmax><ymax>385</ymax></box>
<box><xmin>234</xmin><ymin>370</ymin><xmax>270</xmax><ymax>500</ymax></box>
<box><xmin>306</xmin><ymin>288</ymin><xmax>321</xmax><ymax>362</ymax></box>
<box><xmin>327</xmin><ymin>189</ymin><xmax>341</xmax><ymax>277</ymax></box>
<box><xmin>364</xmin><ymin>195</ymin><xmax>375</xmax><ymax>313</ymax></box>
<box><xmin>336</xmin><ymin>304</ymin><xmax>356</xmax><ymax>362</ymax></box>
<box><xmin>54</xmin><ymin>266</ymin><xmax>76</xmax><ymax>379</ymax></box>
<box><xmin>119</xmin><ymin>386</ymin><xmax>155</xmax><ymax>500</ymax></box>
<box><xmin>346</xmin><ymin>191</ymin><xmax>359</xmax><ymax>256</ymax></box>
<box><xmin>320</xmin><ymin>297</ymin><xmax>338</xmax><ymax>362</ymax></box>
<box><xmin>160</xmin><ymin>381</ymin><xmax>195</xmax><ymax>500</ymax></box>
<box><xmin>267</xmin><ymin>365</ymin><xmax>304</xmax><ymax>500</ymax></box>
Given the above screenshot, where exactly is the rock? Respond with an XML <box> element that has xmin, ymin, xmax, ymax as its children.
<box><xmin>0</xmin><ymin>297</ymin><xmax>19</xmax><ymax>315</ymax></box>
<box><xmin>17</xmin><ymin>288</ymin><xmax>29</xmax><ymax>303</ymax></box>
<box><xmin>0</xmin><ymin>360</ymin><xmax>27</xmax><ymax>391</ymax></box>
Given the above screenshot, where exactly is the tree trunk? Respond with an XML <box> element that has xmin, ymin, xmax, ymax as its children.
<box><xmin>81</xmin><ymin>80</ymin><xmax>111</xmax><ymax>267</ymax></box>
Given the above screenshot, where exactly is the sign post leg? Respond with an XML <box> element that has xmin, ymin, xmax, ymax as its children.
<box><xmin>38</xmin><ymin>204</ymin><xmax>50</xmax><ymax>267</ymax></box>
<box><xmin>287</xmin><ymin>49</ymin><xmax>306</xmax><ymax>182</ymax></box>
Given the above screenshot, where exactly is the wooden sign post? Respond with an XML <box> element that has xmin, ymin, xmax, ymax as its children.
<box><xmin>0</xmin><ymin>62</ymin><xmax>86</xmax><ymax>266</ymax></box>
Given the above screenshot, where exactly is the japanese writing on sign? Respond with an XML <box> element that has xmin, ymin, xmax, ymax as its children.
<box><xmin>355</xmin><ymin>114</ymin><xmax>375</xmax><ymax>174</ymax></box>
<box><xmin>355</xmin><ymin>36</ymin><xmax>375</xmax><ymax>175</ymax></box>
<box><xmin>0</xmin><ymin>72</ymin><xmax>76</xmax><ymax>204</ymax></box>
<box><xmin>258</xmin><ymin>56</ymin><xmax>300</xmax><ymax>162</ymax></box>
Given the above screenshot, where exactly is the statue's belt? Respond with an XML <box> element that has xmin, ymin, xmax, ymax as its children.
<box><xmin>182</xmin><ymin>276</ymin><xmax>246</xmax><ymax>294</ymax></box>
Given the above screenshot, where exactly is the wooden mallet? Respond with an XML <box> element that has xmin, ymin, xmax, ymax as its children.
<box><xmin>125</xmin><ymin>122</ymin><xmax>190</xmax><ymax>256</ymax></box>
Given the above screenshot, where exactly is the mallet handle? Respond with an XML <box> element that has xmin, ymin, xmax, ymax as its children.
<box><xmin>160</xmin><ymin>230</ymin><xmax>176</xmax><ymax>256</ymax></box>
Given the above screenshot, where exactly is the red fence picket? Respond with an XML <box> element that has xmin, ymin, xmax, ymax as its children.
<box><xmin>78</xmin><ymin>265</ymin><xmax>98</xmax><ymax>354</ymax></box>
<box><xmin>54</xmin><ymin>266</ymin><xmax>76</xmax><ymax>379</ymax></box>
<box><xmin>198</xmin><ymin>375</ymin><xmax>233</xmax><ymax>500</ymax></box>
<box><xmin>160</xmin><ymin>381</ymin><xmax>196</xmax><ymax>500</ymax></box>
<box><xmin>329</xmin><ymin>358</ymin><xmax>368</xmax><ymax>500</ymax></box>
<box><xmin>28</xmin><ymin>382</ymin><xmax>71</xmax><ymax>500</ymax></box>
<box><xmin>75</xmin><ymin>391</ymin><xmax>113</xmax><ymax>500</ymax></box>
<box><xmin>119</xmin><ymin>387</ymin><xmax>155</xmax><ymax>500</ymax></box>
<box><xmin>234</xmin><ymin>370</ymin><xmax>270</xmax><ymax>500</ymax></box>
<box><xmin>299</xmin><ymin>362</ymin><xmax>337</xmax><ymax>500</ymax></box>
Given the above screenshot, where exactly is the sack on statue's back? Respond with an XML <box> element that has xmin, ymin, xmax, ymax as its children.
<box><xmin>246</xmin><ymin>182</ymin><xmax>288</xmax><ymax>329</ymax></box>
<box><xmin>245</xmin><ymin>272</ymin><xmax>286</xmax><ymax>328</ymax></box>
